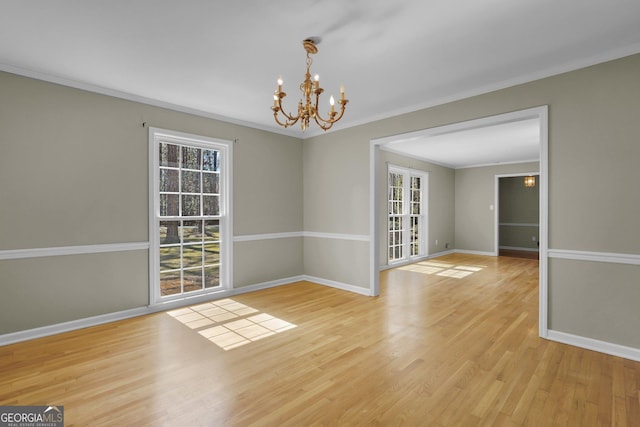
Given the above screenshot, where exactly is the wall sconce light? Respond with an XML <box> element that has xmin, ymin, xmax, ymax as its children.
<box><xmin>524</xmin><ymin>176</ymin><xmax>536</xmax><ymax>187</ymax></box>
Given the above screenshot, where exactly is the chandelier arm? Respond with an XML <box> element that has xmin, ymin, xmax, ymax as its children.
<box><xmin>312</xmin><ymin>110</ymin><xmax>334</xmax><ymax>130</ymax></box>
<box><xmin>274</xmin><ymin>94</ymin><xmax>302</xmax><ymax>122</ymax></box>
<box><xmin>273</xmin><ymin>97</ymin><xmax>301</xmax><ymax>128</ymax></box>
<box><xmin>330</xmin><ymin>100</ymin><xmax>349</xmax><ymax>122</ymax></box>
<box><xmin>273</xmin><ymin>111</ymin><xmax>299</xmax><ymax>128</ymax></box>
<box><xmin>275</xmin><ymin>110</ymin><xmax>299</xmax><ymax>127</ymax></box>
<box><xmin>313</xmin><ymin>109</ymin><xmax>336</xmax><ymax>127</ymax></box>
<box><xmin>314</xmin><ymin>97</ymin><xmax>349</xmax><ymax>128</ymax></box>
<box><xmin>276</xmin><ymin>108</ymin><xmax>300</xmax><ymax>123</ymax></box>
<box><xmin>312</xmin><ymin>115</ymin><xmax>334</xmax><ymax>131</ymax></box>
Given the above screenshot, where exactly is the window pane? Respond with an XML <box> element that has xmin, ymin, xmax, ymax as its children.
<box><xmin>159</xmin><ymin>143</ymin><xmax>179</xmax><ymax>168</ymax></box>
<box><xmin>183</xmin><ymin>244</ymin><xmax>203</xmax><ymax>268</ymax></box>
<box><xmin>160</xmin><ymin>169</ymin><xmax>179</xmax><ymax>192</ymax></box>
<box><xmin>203</xmin><ymin>195</ymin><xmax>220</xmax><ymax>216</ymax></box>
<box><xmin>204</xmin><ymin>242</ymin><xmax>220</xmax><ymax>265</ymax></box>
<box><xmin>181</xmin><ymin>220</ymin><xmax>202</xmax><ymax>243</ymax></box>
<box><xmin>182</xmin><ymin>147</ymin><xmax>201</xmax><ymax>170</ymax></box>
<box><xmin>203</xmin><ymin>150</ymin><xmax>220</xmax><ymax>172</ymax></box>
<box><xmin>204</xmin><ymin>220</ymin><xmax>220</xmax><ymax>241</ymax></box>
<box><xmin>395</xmin><ymin>201</ymin><xmax>403</xmax><ymax>215</ymax></box>
<box><xmin>183</xmin><ymin>268</ymin><xmax>203</xmax><ymax>293</ymax></box>
<box><xmin>160</xmin><ymin>194</ymin><xmax>179</xmax><ymax>216</ymax></box>
<box><xmin>411</xmin><ymin>176</ymin><xmax>421</xmax><ymax>190</ymax></box>
<box><xmin>160</xmin><ymin>246</ymin><xmax>181</xmax><ymax>271</ymax></box>
<box><xmin>181</xmin><ymin>170</ymin><xmax>201</xmax><ymax>193</ymax></box>
<box><xmin>160</xmin><ymin>271</ymin><xmax>181</xmax><ymax>296</ymax></box>
<box><xmin>181</xmin><ymin>195</ymin><xmax>200</xmax><ymax>216</ymax></box>
<box><xmin>205</xmin><ymin>266</ymin><xmax>220</xmax><ymax>288</ymax></box>
<box><xmin>159</xmin><ymin>220</ymin><xmax>180</xmax><ymax>245</ymax></box>
<box><xmin>203</xmin><ymin>172</ymin><xmax>219</xmax><ymax>194</ymax></box>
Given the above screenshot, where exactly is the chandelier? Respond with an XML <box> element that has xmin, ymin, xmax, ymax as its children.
<box><xmin>272</xmin><ymin>38</ymin><xmax>348</xmax><ymax>131</ymax></box>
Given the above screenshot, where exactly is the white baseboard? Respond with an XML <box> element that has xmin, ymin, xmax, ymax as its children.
<box><xmin>0</xmin><ymin>274</ymin><xmax>365</xmax><ymax>346</ymax></box>
<box><xmin>547</xmin><ymin>329</ymin><xmax>640</xmax><ymax>362</ymax></box>
<box><xmin>432</xmin><ymin>249</ymin><xmax>457</xmax><ymax>257</ymax></box>
<box><xmin>0</xmin><ymin>276</ymin><xmax>304</xmax><ymax>346</ymax></box>
<box><xmin>228</xmin><ymin>275</ymin><xmax>305</xmax><ymax>295</ymax></box>
<box><xmin>0</xmin><ymin>306</ymin><xmax>153</xmax><ymax>346</ymax></box>
<box><xmin>499</xmin><ymin>246</ymin><xmax>539</xmax><ymax>252</ymax></box>
<box><xmin>302</xmin><ymin>275</ymin><xmax>372</xmax><ymax>296</ymax></box>
<box><xmin>454</xmin><ymin>249</ymin><xmax>496</xmax><ymax>256</ymax></box>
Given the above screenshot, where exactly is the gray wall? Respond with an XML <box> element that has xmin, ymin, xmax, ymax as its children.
<box><xmin>499</xmin><ymin>176</ymin><xmax>539</xmax><ymax>250</ymax></box>
<box><xmin>2</xmin><ymin>52</ymin><xmax>640</xmax><ymax>352</ymax></box>
<box><xmin>0</xmin><ymin>71</ymin><xmax>303</xmax><ymax>334</ymax></box>
<box><xmin>302</xmin><ymin>135</ymin><xmax>370</xmax><ymax>289</ymax></box>
<box><xmin>455</xmin><ymin>163</ymin><xmax>539</xmax><ymax>253</ymax></box>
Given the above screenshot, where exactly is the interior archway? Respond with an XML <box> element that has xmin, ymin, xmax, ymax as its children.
<box><xmin>369</xmin><ymin>105</ymin><xmax>549</xmax><ymax>336</ymax></box>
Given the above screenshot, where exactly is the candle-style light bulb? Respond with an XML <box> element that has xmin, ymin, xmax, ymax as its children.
<box><xmin>277</xmin><ymin>76</ymin><xmax>283</xmax><ymax>92</ymax></box>
<box><xmin>330</xmin><ymin>95</ymin><xmax>335</xmax><ymax>113</ymax></box>
<box><xmin>340</xmin><ymin>84</ymin><xmax>345</xmax><ymax>100</ymax></box>
<box><xmin>273</xmin><ymin>93</ymin><xmax>278</xmax><ymax>108</ymax></box>
<box><xmin>314</xmin><ymin>74</ymin><xmax>320</xmax><ymax>90</ymax></box>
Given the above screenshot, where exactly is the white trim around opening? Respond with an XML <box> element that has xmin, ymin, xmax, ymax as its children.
<box><xmin>370</xmin><ymin>105</ymin><xmax>549</xmax><ymax>337</ymax></box>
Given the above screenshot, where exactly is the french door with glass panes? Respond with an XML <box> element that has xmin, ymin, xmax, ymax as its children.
<box><xmin>149</xmin><ymin>128</ymin><xmax>231</xmax><ymax>304</ymax></box>
<box><xmin>388</xmin><ymin>166</ymin><xmax>427</xmax><ymax>264</ymax></box>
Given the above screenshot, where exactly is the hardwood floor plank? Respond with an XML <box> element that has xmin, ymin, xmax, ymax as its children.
<box><xmin>1</xmin><ymin>254</ymin><xmax>640</xmax><ymax>426</ymax></box>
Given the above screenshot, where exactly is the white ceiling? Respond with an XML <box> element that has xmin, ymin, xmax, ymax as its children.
<box><xmin>1</xmin><ymin>0</ymin><xmax>640</xmax><ymax>143</ymax></box>
<box><xmin>382</xmin><ymin>117</ymin><xmax>541</xmax><ymax>169</ymax></box>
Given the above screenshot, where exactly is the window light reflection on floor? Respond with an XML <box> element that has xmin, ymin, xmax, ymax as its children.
<box><xmin>167</xmin><ymin>298</ymin><xmax>296</xmax><ymax>350</ymax></box>
<box><xmin>398</xmin><ymin>261</ymin><xmax>486</xmax><ymax>279</ymax></box>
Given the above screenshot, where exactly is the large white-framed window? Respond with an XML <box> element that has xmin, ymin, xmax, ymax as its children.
<box><xmin>388</xmin><ymin>165</ymin><xmax>427</xmax><ymax>263</ymax></box>
<box><xmin>149</xmin><ymin>128</ymin><xmax>232</xmax><ymax>305</ymax></box>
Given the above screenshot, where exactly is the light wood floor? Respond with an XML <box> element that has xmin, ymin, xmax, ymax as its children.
<box><xmin>1</xmin><ymin>253</ymin><xmax>639</xmax><ymax>426</ymax></box>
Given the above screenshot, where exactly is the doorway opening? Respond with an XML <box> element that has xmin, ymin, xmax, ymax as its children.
<box><xmin>496</xmin><ymin>173</ymin><xmax>540</xmax><ymax>260</ymax></box>
<box><xmin>370</xmin><ymin>106</ymin><xmax>548</xmax><ymax>337</ymax></box>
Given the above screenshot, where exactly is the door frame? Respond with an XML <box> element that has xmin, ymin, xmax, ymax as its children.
<box><xmin>370</xmin><ymin>105</ymin><xmax>549</xmax><ymax>337</ymax></box>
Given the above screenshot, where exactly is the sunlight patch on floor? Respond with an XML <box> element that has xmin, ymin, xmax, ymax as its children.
<box><xmin>398</xmin><ymin>261</ymin><xmax>486</xmax><ymax>279</ymax></box>
<box><xmin>167</xmin><ymin>299</ymin><xmax>296</xmax><ymax>350</ymax></box>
